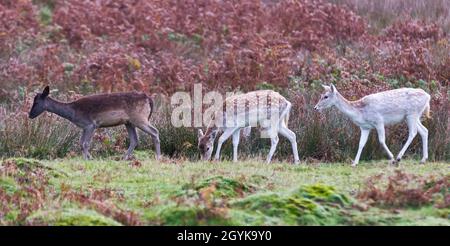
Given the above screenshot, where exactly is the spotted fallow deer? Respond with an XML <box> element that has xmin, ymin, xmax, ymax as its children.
<box><xmin>29</xmin><ymin>86</ymin><xmax>161</xmax><ymax>160</ymax></box>
<box><xmin>314</xmin><ymin>84</ymin><xmax>431</xmax><ymax>166</ymax></box>
<box><xmin>198</xmin><ymin>90</ymin><xmax>300</xmax><ymax>164</ymax></box>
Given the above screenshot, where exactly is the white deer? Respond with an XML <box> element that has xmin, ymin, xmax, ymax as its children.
<box><xmin>198</xmin><ymin>90</ymin><xmax>300</xmax><ymax>164</ymax></box>
<box><xmin>314</xmin><ymin>84</ymin><xmax>430</xmax><ymax>166</ymax></box>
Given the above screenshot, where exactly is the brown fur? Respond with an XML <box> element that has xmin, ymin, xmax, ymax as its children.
<box><xmin>350</xmin><ymin>99</ymin><xmax>367</xmax><ymax>109</ymax></box>
<box><xmin>70</xmin><ymin>92</ymin><xmax>153</xmax><ymax>128</ymax></box>
<box><xmin>424</xmin><ymin>103</ymin><xmax>431</xmax><ymax>119</ymax></box>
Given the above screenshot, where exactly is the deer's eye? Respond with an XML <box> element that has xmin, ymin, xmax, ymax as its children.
<box><xmin>324</xmin><ymin>96</ymin><xmax>329</xmax><ymax>99</ymax></box>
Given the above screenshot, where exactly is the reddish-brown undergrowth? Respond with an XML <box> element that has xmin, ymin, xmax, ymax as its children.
<box><xmin>0</xmin><ymin>0</ymin><xmax>448</xmax><ymax>161</ymax></box>
<box><xmin>358</xmin><ymin>170</ymin><xmax>449</xmax><ymax>208</ymax></box>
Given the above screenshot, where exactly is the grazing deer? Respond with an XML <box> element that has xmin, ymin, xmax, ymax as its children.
<box><xmin>28</xmin><ymin>86</ymin><xmax>161</xmax><ymax>160</ymax></box>
<box><xmin>314</xmin><ymin>84</ymin><xmax>430</xmax><ymax>166</ymax></box>
<box><xmin>198</xmin><ymin>90</ymin><xmax>300</xmax><ymax>164</ymax></box>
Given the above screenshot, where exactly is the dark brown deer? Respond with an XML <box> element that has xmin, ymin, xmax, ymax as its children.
<box><xmin>28</xmin><ymin>86</ymin><xmax>161</xmax><ymax>160</ymax></box>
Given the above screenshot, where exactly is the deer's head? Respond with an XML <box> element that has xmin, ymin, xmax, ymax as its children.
<box><xmin>29</xmin><ymin>86</ymin><xmax>50</xmax><ymax>119</ymax></box>
<box><xmin>197</xmin><ymin>129</ymin><xmax>216</xmax><ymax>161</ymax></box>
<box><xmin>314</xmin><ymin>84</ymin><xmax>338</xmax><ymax>111</ymax></box>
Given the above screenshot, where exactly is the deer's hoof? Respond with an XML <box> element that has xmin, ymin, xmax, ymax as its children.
<box><xmin>419</xmin><ymin>160</ymin><xmax>426</xmax><ymax>165</ymax></box>
<box><xmin>351</xmin><ymin>161</ymin><xmax>358</xmax><ymax>167</ymax></box>
<box><xmin>389</xmin><ymin>159</ymin><xmax>398</xmax><ymax>166</ymax></box>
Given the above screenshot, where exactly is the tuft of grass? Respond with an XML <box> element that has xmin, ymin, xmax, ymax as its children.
<box><xmin>0</xmin><ymin>112</ymin><xmax>79</xmax><ymax>159</ymax></box>
<box><xmin>39</xmin><ymin>5</ymin><xmax>53</xmax><ymax>25</ymax></box>
<box><xmin>231</xmin><ymin>184</ymin><xmax>352</xmax><ymax>225</ymax></box>
<box><xmin>153</xmin><ymin>205</ymin><xmax>234</xmax><ymax>226</ymax></box>
<box><xmin>294</xmin><ymin>184</ymin><xmax>352</xmax><ymax>206</ymax></box>
<box><xmin>0</xmin><ymin>177</ymin><xmax>19</xmax><ymax>195</ymax></box>
<box><xmin>26</xmin><ymin>208</ymin><xmax>122</xmax><ymax>226</ymax></box>
<box><xmin>182</xmin><ymin>175</ymin><xmax>254</xmax><ymax>199</ymax></box>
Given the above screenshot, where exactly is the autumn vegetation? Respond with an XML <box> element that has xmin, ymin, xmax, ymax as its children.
<box><xmin>0</xmin><ymin>0</ymin><xmax>449</xmax><ymax>226</ymax></box>
<box><xmin>0</xmin><ymin>0</ymin><xmax>449</xmax><ymax>162</ymax></box>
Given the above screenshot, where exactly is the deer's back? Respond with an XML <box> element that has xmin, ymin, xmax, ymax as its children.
<box><xmin>213</xmin><ymin>90</ymin><xmax>289</xmax><ymax>127</ymax></box>
<box><xmin>362</xmin><ymin>88</ymin><xmax>429</xmax><ymax>110</ymax></box>
<box><xmin>71</xmin><ymin>92</ymin><xmax>151</xmax><ymax>127</ymax></box>
<box><xmin>357</xmin><ymin>88</ymin><xmax>430</xmax><ymax>124</ymax></box>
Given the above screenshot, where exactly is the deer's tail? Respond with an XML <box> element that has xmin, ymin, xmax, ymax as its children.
<box><xmin>283</xmin><ymin>101</ymin><xmax>291</xmax><ymax>127</ymax></box>
<box><xmin>147</xmin><ymin>95</ymin><xmax>154</xmax><ymax>120</ymax></box>
<box><xmin>424</xmin><ymin>101</ymin><xmax>431</xmax><ymax>119</ymax></box>
<box><xmin>284</xmin><ymin>109</ymin><xmax>290</xmax><ymax>128</ymax></box>
<box><xmin>421</xmin><ymin>93</ymin><xmax>431</xmax><ymax>119</ymax></box>
<box><xmin>241</xmin><ymin>126</ymin><xmax>252</xmax><ymax>139</ymax></box>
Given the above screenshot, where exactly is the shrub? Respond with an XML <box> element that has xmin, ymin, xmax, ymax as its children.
<box><xmin>357</xmin><ymin>170</ymin><xmax>450</xmax><ymax>208</ymax></box>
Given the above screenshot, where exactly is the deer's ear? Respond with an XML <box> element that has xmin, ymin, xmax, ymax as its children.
<box><xmin>42</xmin><ymin>86</ymin><xmax>50</xmax><ymax>98</ymax></box>
<box><xmin>330</xmin><ymin>84</ymin><xmax>337</xmax><ymax>94</ymax></box>
<box><xmin>321</xmin><ymin>84</ymin><xmax>331</xmax><ymax>91</ymax></box>
<box><xmin>198</xmin><ymin>129</ymin><xmax>204</xmax><ymax>139</ymax></box>
<box><xmin>210</xmin><ymin>131</ymin><xmax>217</xmax><ymax>140</ymax></box>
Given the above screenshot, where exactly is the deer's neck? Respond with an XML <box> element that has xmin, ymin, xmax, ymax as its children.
<box><xmin>46</xmin><ymin>97</ymin><xmax>75</xmax><ymax>122</ymax></box>
<box><xmin>205</xmin><ymin>123</ymin><xmax>219</xmax><ymax>140</ymax></box>
<box><xmin>334</xmin><ymin>93</ymin><xmax>362</xmax><ymax>122</ymax></box>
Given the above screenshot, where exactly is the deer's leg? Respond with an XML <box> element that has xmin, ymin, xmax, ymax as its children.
<box><xmin>124</xmin><ymin>123</ymin><xmax>138</xmax><ymax>160</ymax></box>
<box><xmin>266</xmin><ymin>129</ymin><xmax>279</xmax><ymax>164</ymax></box>
<box><xmin>232</xmin><ymin>129</ymin><xmax>241</xmax><ymax>163</ymax></box>
<box><xmin>396</xmin><ymin>116</ymin><xmax>418</xmax><ymax>162</ymax></box>
<box><xmin>375</xmin><ymin>124</ymin><xmax>395</xmax><ymax>164</ymax></box>
<box><xmin>214</xmin><ymin>127</ymin><xmax>239</xmax><ymax>161</ymax></box>
<box><xmin>80</xmin><ymin>125</ymin><xmax>95</xmax><ymax>160</ymax></box>
<box><xmin>278</xmin><ymin>124</ymin><xmax>300</xmax><ymax>165</ymax></box>
<box><xmin>136</xmin><ymin>123</ymin><xmax>161</xmax><ymax>160</ymax></box>
<box><xmin>417</xmin><ymin>121</ymin><xmax>429</xmax><ymax>164</ymax></box>
<box><xmin>352</xmin><ymin>128</ymin><xmax>370</xmax><ymax>167</ymax></box>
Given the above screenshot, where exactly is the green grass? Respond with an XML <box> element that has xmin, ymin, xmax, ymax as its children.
<box><xmin>1</xmin><ymin>154</ymin><xmax>448</xmax><ymax>225</ymax></box>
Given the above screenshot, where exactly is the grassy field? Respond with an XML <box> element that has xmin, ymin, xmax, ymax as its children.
<box><xmin>0</xmin><ymin>153</ymin><xmax>448</xmax><ymax>226</ymax></box>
